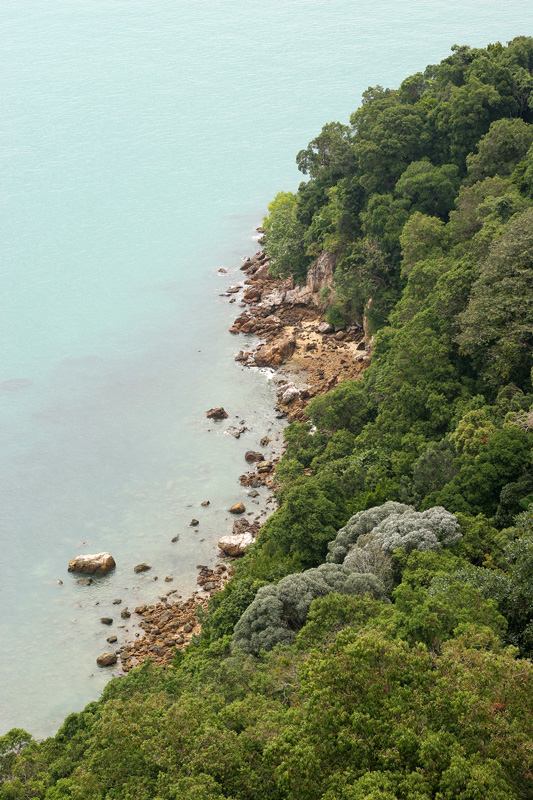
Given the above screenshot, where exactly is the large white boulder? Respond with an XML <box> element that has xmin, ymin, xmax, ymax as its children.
<box><xmin>218</xmin><ymin>533</ymin><xmax>254</xmax><ymax>557</ymax></box>
<box><xmin>68</xmin><ymin>552</ymin><xmax>116</xmax><ymax>575</ymax></box>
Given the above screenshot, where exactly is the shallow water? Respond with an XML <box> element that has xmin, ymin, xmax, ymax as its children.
<box><xmin>1</xmin><ymin>0</ymin><xmax>531</xmax><ymax>737</ymax></box>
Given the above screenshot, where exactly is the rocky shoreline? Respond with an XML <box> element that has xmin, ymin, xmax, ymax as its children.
<box><xmin>105</xmin><ymin>243</ymin><xmax>371</xmax><ymax>672</ymax></box>
<box><xmin>228</xmin><ymin>247</ymin><xmax>371</xmax><ymax>423</ymax></box>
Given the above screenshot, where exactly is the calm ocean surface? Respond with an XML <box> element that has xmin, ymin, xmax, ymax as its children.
<box><xmin>1</xmin><ymin>0</ymin><xmax>531</xmax><ymax>737</ymax></box>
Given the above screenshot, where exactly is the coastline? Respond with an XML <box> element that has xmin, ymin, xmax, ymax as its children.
<box><xmin>113</xmin><ymin>243</ymin><xmax>370</xmax><ymax>672</ymax></box>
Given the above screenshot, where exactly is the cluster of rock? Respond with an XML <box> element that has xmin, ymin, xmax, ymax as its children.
<box><xmin>225</xmin><ymin>250</ymin><xmax>372</xmax><ymax>422</ymax></box>
<box><xmin>218</xmin><ymin>517</ymin><xmax>261</xmax><ymax>557</ymax></box>
<box><xmin>107</xmin><ymin>565</ymin><xmax>232</xmax><ymax>672</ymax></box>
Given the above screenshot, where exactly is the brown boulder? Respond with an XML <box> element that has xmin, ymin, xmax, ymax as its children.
<box><xmin>254</xmin><ymin>336</ymin><xmax>296</xmax><ymax>368</ymax></box>
<box><xmin>206</xmin><ymin>407</ymin><xmax>228</xmax><ymax>420</ymax></box>
<box><xmin>244</xmin><ymin>450</ymin><xmax>264</xmax><ymax>463</ymax></box>
<box><xmin>134</xmin><ymin>563</ymin><xmax>151</xmax><ymax>573</ymax></box>
<box><xmin>96</xmin><ymin>652</ymin><xmax>117</xmax><ymax>666</ymax></box>
<box><xmin>68</xmin><ymin>552</ymin><xmax>116</xmax><ymax>576</ymax></box>
<box><xmin>243</xmin><ymin>287</ymin><xmax>262</xmax><ymax>302</ymax></box>
<box><xmin>229</xmin><ymin>502</ymin><xmax>246</xmax><ymax>514</ymax></box>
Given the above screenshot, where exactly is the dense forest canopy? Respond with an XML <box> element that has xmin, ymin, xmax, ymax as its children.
<box><xmin>3</xmin><ymin>37</ymin><xmax>533</xmax><ymax>800</ymax></box>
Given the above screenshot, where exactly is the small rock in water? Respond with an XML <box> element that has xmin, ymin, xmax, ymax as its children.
<box><xmin>106</xmin><ymin>635</ymin><xmax>118</xmax><ymax>644</ymax></box>
<box><xmin>121</xmin><ymin>609</ymin><xmax>131</xmax><ymax>619</ymax></box>
<box><xmin>171</xmin><ymin>535</ymin><xmax>179</xmax><ymax>543</ymax></box>
<box><xmin>200</xmin><ymin>500</ymin><xmax>210</xmax><ymax>506</ymax></box>
<box><xmin>229</xmin><ymin>502</ymin><xmax>246</xmax><ymax>514</ymax></box>
<box><xmin>112</xmin><ymin>598</ymin><xmax>122</xmax><ymax>605</ymax></box>
<box><xmin>245</xmin><ymin>450</ymin><xmax>264</xmax><ymax>463</ymax></box>
<box><xmin>165</xmin><ymin>576</ymin><xmax>173</xmax><ymax>582</ymax></box>
<box><xmin>76</xmin><ymin>578</ymin><xmax>93</xmax><ymax>586</ymax></box>
<box><xmin>134</xmin><ymin>563</ymin><xmax>151</xmax><ymax>573</ymax></box>
<box><xmin>189</xmin><ymin>519</ymin><xmax>199</xmax><ymax>526</ymax></box>
<box><xmin>248</xmin><ymin>489</ymin><xmax>259</xmax><ymax>498</ymax></box>
<box><xmin>205</xmin><ymin>407</ymin><xmax>228</xmax><ymax>420</ymax></box>
<box><xmin>100</xmin><ymin>617</ymin><xmax>113</xmax><ymax>625</ymax></box>
<box><xmin>56</xmin><ymin>579</ymin><xmax>63</xmax><ymax>585</ymax></box>
<box><xmin>96</xmin><ymin>652</ymin><xmax>117</xmax><ymax>667</ymax></box>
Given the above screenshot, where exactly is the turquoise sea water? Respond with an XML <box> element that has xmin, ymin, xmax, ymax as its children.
<box><xmin>1</xmin><ymin>0</ymin><xmax>531</xmax><ymax>737</ymax></box>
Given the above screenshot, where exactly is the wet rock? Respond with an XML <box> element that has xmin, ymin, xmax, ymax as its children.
<box><xmin>76</xmin><ymin>577</ymin><xmax>93</xmax><ymax>586</ymax></box>
<box><xmin>134</xmin><ymin>563</ymin><xmax>151</xmax><ymax>573</ymax></box>
<box><xmin>229</xmin><ymin>502</ymin><xmax>246</xmax><ymax>514</ymax></box>
<box><xmin>248</xmin><ymin>489</ymin><xmax>259</xmax><ymax>498</ymax></box>
<box><xmin>189</xmin><ymin>519</ymin><xmax>199</xmax><ymax>527</ymax></box>
<box><xmin>243</xmin><ymin>287</ymin><xmax>262</xmax><ymax>302</ymax></box>
<box><xmin>100</xmin><ymin>617</ymin><xmax>113</xmax><ymax>625</ymax></box>
<box><xmin>112</xmin><ymin>598</ymin><xmax>122</xmax><ymax>605</ymax></box>
<box><xmin>281</xmin><ymin>384</ymin><xmax>300</xmax><ymax>404</ymax></box>
<box><xmin>97</xmin><ymin>652</ymin><xmax>117</xmax><ymax>666</ymax></box>
<box><xmin>165</xmin><ymin>576</ymin><xmax>173</xmax><ymax>582</ymax></box>
<box><xmin>245</xmin><ymin>450</ymin><xmax>264</xmax><ymax>463</ymax></box>
<box><xmin>135</xmin><ymin>605</ymin><xmax>147</xmax><ymax>614</ymax></box>
<box><xmin>106</xmin><ymin>635</ymin><xmax>118</xmax><ymax>644</ymax></box>
<box><xmin>205</xmin><ymin>407</ymin><xmax>228</xmax><ymax>420</ymax></box>
<box><xmin>254</xmin><ymin>335</ymin><xmax>296</xmax><ymax>368</ymax></box>
<box><xmin>200</xmin><ymin>500</ymin><xmax>210</xmax><ymax>506</ymax></box>
<box><xmin>68</xmin><ymin>552</ymin><xmax>116</xmax><ymax>576</ymax></box>
<box><xmin>218</xmin><ymin>532</ymin><xmax>254</xmax><ymax>556</ymax></box>
<box><xmin>171</xmin><ymin>535</ymin><xmax>179</xmax><ymax>543</ymax></box>
<box><xmin>260</xmin><ymin>436</ymin><xmax>270</xmax><ymax>447</ymax></box>
<box><xmin>121</xmin><ymin>609</ymin><xmax>131</xmax><ymax>619</ymax></box>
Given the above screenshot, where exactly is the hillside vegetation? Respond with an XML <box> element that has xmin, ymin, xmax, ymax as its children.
<box><xmin>2</xmin><ymin>37</ymin><xmax>533</xmax><ymax>800</ymax></box>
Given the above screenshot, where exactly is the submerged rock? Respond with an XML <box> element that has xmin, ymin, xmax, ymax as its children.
<box><xmin>206</xmin><ymin>407</ymin><xmax>228</xmax><ymax>420</ymax></box>
<box><xmin>245</xmin><ymin>450</ymin><xmax>264</xmax><ymax>463</ymax></box>
<box><xmin>68</xmin><ymin>552</ymin><xmax>116</xmax><ymax>576</ymax></box>
<box><xmin>134</xmin><ymin>563</ymin><xmax>151</xmax><ymax>573</ymax></box>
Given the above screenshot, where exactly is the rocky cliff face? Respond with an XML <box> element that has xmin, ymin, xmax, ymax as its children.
<box><xmin>306</xmin><ymin>250</ymin><xmax>336</xmax><ymax>295</ymax></box>
<box><xmin>273</xmin><ymin>250</ymin><xmax>336</xmax><ymax>308</ymax></box>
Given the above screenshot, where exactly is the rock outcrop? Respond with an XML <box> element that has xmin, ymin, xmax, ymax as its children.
<box><xmin>254</xmin><ymin>335</ymin><xmax>296</xmax><ymax>367</ymax></box>
<box><xmin>68</xmin><ymin>552</ymin><xmax>116</xmax><ymax>576</ymax></box>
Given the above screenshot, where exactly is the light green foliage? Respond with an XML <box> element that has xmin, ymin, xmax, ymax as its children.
<box><xmin>450</xmin><ymin>408</ymin><xmax>496</xmax><ymax>454</ymax></box>
<box><xmin>399</xmin><ymin>211</ymin><xmax>447</xmax><ymax>274</ymax></box>
<box><xmin>262</xmin><ymin>191</ymin><xmax>310</xmax><ymax>282</ymax></box>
